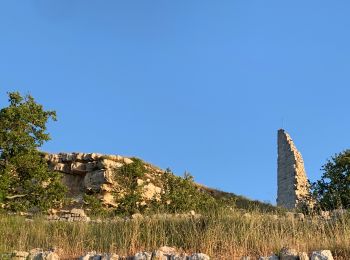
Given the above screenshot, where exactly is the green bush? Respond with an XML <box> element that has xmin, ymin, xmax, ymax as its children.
<box><xmin>157</xmin><ymin>169</ymin><xmax>219</xmax><ymax>213</ymax></box>
<box><xmin>113</xmin><ymin>158</ymin><xmax>146</xmax><ymax>215</ymax></box>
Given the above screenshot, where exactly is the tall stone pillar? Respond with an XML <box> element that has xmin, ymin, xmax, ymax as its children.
<box><xmin>277</xmin><ymin>129</ymin><xmax>310</xmax><ymax>209</ymax></box>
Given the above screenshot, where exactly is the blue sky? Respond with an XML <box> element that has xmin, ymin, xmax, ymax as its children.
<box><xmin>1</xmin><ymin>1</ymin><xmax>350</xmax><ymax>204</ymax></box>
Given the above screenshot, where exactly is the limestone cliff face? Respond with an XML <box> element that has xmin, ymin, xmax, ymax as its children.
<box><xmin>277</xmin><ymin>129</ymin><xmax>310</xmax><ymax>209</ymax></box>
<box><xmin>44</xmin><ymin>153</ymin><xmax>163</xmax><ymax>207</ymax></box>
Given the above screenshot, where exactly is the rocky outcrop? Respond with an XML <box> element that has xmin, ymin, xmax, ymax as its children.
<box><xmin>277</xmin><ymin>130</ymin><xmax>310</xmax><ymax>209</ymax></box>
<box><xmin>47</xmin><ymin>208</ymin><xmax>90</xmax><ymax>222</ymax></box>
<box><xmin>45</xmin><ymin>153</ymin><xmax>163</xmax><ymax>208</ymax></box>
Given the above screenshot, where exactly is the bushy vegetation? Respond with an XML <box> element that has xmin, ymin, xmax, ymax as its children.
<box><xmin>0</xmin><ymin>92</ymin><xmax>66</xmax><ymax>211</ymax></box>
<box><xmin>113</xmin><ymin>158</ymin><xmax>146</xmax><ymax>215</ymax></box>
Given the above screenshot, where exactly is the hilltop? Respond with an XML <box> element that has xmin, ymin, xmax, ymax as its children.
<box><xmin>44</xmin><ymin>152</ymin><xmax>276</xmax><ymax>216</ymax></box>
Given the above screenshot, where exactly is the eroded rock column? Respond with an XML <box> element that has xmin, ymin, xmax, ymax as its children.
<box><xmin>277</xmin><ymin>129</ymin><xmax>310</xmax><ymax>209</ymax></box>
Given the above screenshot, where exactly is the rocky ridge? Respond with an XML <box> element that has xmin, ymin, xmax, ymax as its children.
<box><xmin>45</xmin><ymin>152</ymin><xmax>163</xmax><ymax>208</ymax></box>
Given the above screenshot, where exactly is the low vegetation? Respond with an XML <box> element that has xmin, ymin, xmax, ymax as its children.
<box><xmin>0</xmin><ymin>209</ymin><xmax>349</xmax><ymax>259</ymax></box>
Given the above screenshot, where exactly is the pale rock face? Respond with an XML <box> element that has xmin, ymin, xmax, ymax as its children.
<box><xmin>277</xmin><ymin>129</ymin><xmax>310</xmax><ymax>209</ymax></box>
<box><xmin>142</xmin><ymin>183</ymin><xmax>162</xmax><ymax>201</ymax></box>
<box><xmin>71</xmin><ymin>162</ymin><xmax>89</xmax><ymax>174</ymax></box>
<box><xmin>45</xmin><ymin>152</ymin><xmax>162</xmax><ymax>210</ymax></box>
<box><xmin>84</xmin><ymin>170</ymin><xmax>107</xmax><ymax>192</ymax></box>
<box><xmin>123</xmin><ymin>157</ymin><xmax>134</xmax><ymax>164</ymax></box>
<box><xmin>52</xmin><ymin>163</ymin><xmax>70</xmax><ymax>173</ymax></box>
<box><xmin>101</xmin><ymin>192</ymin><xmax>118</xmax><ymax>207</ymax></box>
<box><xmin>98</xmin><ymin>159</ymin><xmax>123</xmax><ymax>170</ymax></box>
<box><xmin>311</xmin><ymin>250</ymin><xmax>334</xmax><ymax>260</ymax></box>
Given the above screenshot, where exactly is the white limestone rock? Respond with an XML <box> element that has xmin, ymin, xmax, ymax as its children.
<box><xmin>133</xmin><ymin>252</ymin><xmax>152</xmax><ymax>260</ymax></box>
<box><xmin>189</xmin><ymin>253</ymin><xmax>210</xmax><ymax>260</ymax></box>
<box><xmin>277</xmin><ymin>129</ymin><xmax>310</xmax><ymax>209</ymax></box>
<box><xmin>311</xmin><ymin>250</ymin><xmax>334</xmax><ymax>260</ymax></box>
<box><xmin>11</xmin><ymin>251</ymin><xmax>29</xmax><ymax>260</ymax></box>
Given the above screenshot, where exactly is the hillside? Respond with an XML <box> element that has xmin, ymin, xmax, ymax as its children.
<box><xmin>44</xmin><ymin>152</ymin><xmax>276</xmax><ymax>215</ymax></box>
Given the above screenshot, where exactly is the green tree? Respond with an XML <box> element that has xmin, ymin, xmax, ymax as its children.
<box><xmin>312</xmin><ymin>150</ymin><xmax>350</xmax><ymax>210</ymax></box>
<box><xmin>0</xmin><ymin>92</ymin><xmax>66</xmax><ymax>211</ymax></box>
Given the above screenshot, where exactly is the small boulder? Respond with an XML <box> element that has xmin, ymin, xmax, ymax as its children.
<box><xmin>189</xmin><ymin>253</ymin><xmax>210</xmax><ymax>260</ymax></box>
<box><xmin>131</xmin><ymin>213</ymin><xmax>143</xmax><ymax>220</ymax></box>
<box><xmin>79</xmin><ymin>252</ymin><xmax>97</xmax><ymax>260</ymax></box>
<box><xmin>280</xmin><ymin>247</ymin><xmax>298</xmax><ymax>260</ymax></box>
<box><xmin>123</xmin><ymin>158</ymin><xmax>134</xmax><ymax>164</ymax></box>
<box><xmin>70</xmin><ymin>208</ymin><xmax>87</xmax><ymax>216</ymax></box>
<box><xmin>11</xmin><ymin>251</ymin><xmax>29</xmax><ymax>260</ymax></box>
<box><xmin>133</xmin><ymin>252</ymin><xmax>152</xmax><ymax>260</ymax></box>
<box><xmin>311</xmin><ymin>250</ymin><xmax>334</xmax><ymax>260</ymax></box>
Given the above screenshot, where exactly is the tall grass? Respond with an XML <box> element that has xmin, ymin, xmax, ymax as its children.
<box><xmin>0</xmin><ymin>210</ymin><xmax>349</xmax><ymax>259</ymax></box>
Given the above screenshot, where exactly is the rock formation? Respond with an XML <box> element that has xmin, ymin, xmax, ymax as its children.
<box><xmin>277</xmin><ymin>129</ymin><xmax>310</xmax><ymax>209</ymax></box>
<box><xmin>45</xmin><ymin>152</ymin><xmax>163</xmax><ymax>208</ymax></box>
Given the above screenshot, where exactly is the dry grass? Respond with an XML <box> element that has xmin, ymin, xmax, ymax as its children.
<box><xmin>0</xmin><ymin>210</ymin><xmax>349</xmax><ymax>259</ymax></box>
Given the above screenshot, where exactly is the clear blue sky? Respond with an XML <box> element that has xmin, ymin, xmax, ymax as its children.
<box><xmin>1</xmin><ymin>1</ymin><xmax>350</xmax><ymax>204</ymax></box>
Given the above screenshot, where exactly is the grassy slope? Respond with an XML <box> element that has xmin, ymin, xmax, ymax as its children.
<box><xmin>0</xmin><ymin>210</ymin><xmax>349</xmax><ymax>259</ymax></box>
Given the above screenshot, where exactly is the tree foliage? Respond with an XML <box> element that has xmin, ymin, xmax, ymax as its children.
<box><xmin>159</xmin><ymin>169</ymin><xmax>219</xmax><ymax>213</ymax></box>
<box><xmin>312</xmin><ymin>150</ymin><xmax>350</xmax><ymax>210</ymax></box>
<box><xmin>0</xmin><ymin>92</ymin><xmax>66</xmax><ymax>211</ymax></box>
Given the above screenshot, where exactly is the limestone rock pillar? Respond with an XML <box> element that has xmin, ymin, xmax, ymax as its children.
<box><xmin>277</xmin><ymin>129</ymin><xmax>310</xmax><ymax>209</ymax></box>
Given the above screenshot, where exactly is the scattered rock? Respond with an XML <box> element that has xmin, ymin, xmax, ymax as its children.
<box><xmin>26</xmin><ymin>248</ymin><xmax>60</xmax><ymax>260</ymax></box>
<box><xmin>280</xmin><ymin>247</ymin><xmax>298</xmax><ymax>260</ymax></box>
<box><xmin>311</xmin><ymin>250</ymin><xmax>333</xmax><ymax>260</ymax></box>
<box><xmin>258</xmin><ymin>255</ymin><xmax>279</xmax><ymax>260</ymax></box>
<box><xmin>101</xmin><ymin>253</ymin><xmax>119</xmax><ymax>260</ymax></box>
<box><xmin>189</xmin><ymin>253</ymin><xmax>210</xmax><ymax>260</ymax></box>
<box><xmin>133</xmin><ymin>252</ymin><xmax>152</xmax><ymax>260</ymax></box>
<box><xmin>11</xmin><ymin>251</ymin><xmax>29</xmax><ymax>260</ymax></box>
<box><xmin>131</xmin><ymin>213</ymin><xmax>143</xmax><ymax>220</ymax></box>
<box><xmin>48</xmin><ymin>208</ymin><xmax>90</xmax><ymax>222</ymax></box>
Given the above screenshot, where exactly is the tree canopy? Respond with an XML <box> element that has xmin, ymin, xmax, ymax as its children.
<box><xmin>0</xmin><ymin>92</ymin><xmax>66</xmax><ymax>211</ymax></box>
<box><xmin>312</xmin><ymin>150</ymin><xmax>350</xmax><ymax>210</ymax></box>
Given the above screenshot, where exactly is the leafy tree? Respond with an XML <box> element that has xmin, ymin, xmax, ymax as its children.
<box><xmin>312</xmin><ymin>150</ymin><xmax>350</xmax><ymax>210</ymax></box>
<box><xmin>0</xmin><ymin>92</ymin><xmax>66</xmax><ymax>211</ymax></box>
